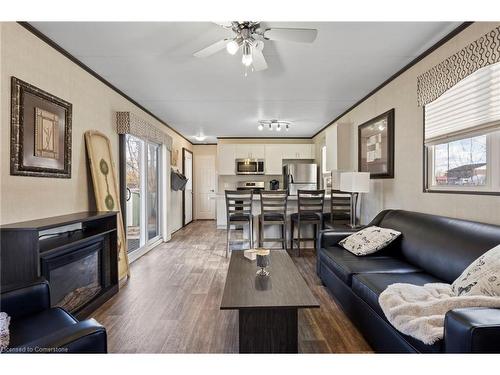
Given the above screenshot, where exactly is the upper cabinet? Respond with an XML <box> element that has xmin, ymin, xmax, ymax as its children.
<box><xmin>217</xmin><ymin>144</ymin><xmax>236</xmax><ymax>175</ymax></box>
<box><xmin>218</xmin><ymin>142</ymin><xmax>315</xmax><ymax>176</ymax></box>
<box><xmin>264</xmin><ymin>143</ymin><xmax>314</xmax><ymax>175</ymax></box>
<box><xmin>325</xmin><ymin>123</ymin><xmax>352</xmax><ymax>172</ymax></box>
<box><xmin>281</xmin><ymin>144</ymin><xmax>314</xmax><ymax>160</ymax></box>
<box><xmin>234</xmin><ymin>144</ymin><xmax>265</xmax><ymax>159</ymax></box>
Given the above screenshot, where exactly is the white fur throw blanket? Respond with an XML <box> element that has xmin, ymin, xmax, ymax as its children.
<box><xmin>0</xmin><ymin>312</ymin><xmax>10</xmax><ymax>352</ymax></box>
<box><xmin>379</xmin><ymin>283</ymin><xmax>500</xmax><ymax>345</ymax></box>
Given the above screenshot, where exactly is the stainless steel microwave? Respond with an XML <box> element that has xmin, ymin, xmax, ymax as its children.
<box><xmin>235</xmin><ymin>159</ymin><xmax>265</xmax><ymax>175</ymax></box>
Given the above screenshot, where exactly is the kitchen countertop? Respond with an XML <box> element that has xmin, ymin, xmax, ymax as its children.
<box><xmin>215</xmin><ymin>193</ymin><xmax>336</xmax><ymax>200</ymax></box>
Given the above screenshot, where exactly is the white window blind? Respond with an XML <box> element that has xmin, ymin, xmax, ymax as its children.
<box><xmin>425</xmin><ymin>61</ymin><xmax>500</xmax><ymax>143</ymax></box>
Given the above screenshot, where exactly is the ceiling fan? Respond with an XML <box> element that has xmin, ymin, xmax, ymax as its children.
<box><xmin>193</xmin><ymin>22</ymin><xmax>318</xmax><ymax>72</ymax></box>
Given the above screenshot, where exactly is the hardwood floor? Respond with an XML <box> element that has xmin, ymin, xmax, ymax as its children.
<box><xmin>92</xmin><ymin>220</ymin><xmax>372</xmax><ymax>353</ymax></box>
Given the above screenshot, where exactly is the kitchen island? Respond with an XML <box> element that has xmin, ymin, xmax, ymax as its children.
<box><xmin>215</xmin><ymin>193</ymin><xmax>339</xmax><ymax>249</ymax></box>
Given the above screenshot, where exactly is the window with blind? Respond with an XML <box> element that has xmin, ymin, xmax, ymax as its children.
<box><xmin>424</xmin><ymin>61</ymin><xmax>500</xmax><ymax>194</ymax></box>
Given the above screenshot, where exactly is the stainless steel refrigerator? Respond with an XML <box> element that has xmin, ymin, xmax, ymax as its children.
<box><xmin>283</xmin><ymin>163</ymin><xmax>318</xmax><ymax>195</ymax></box>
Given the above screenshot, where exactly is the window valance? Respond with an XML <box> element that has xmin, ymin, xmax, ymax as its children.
<box><xmin>116</xmin><ymin>111</ymin><xmax>173</xmax><ymax>150</ymax></box>
<box><xmin>417</xmin><ymin>26</ymin><xmax>500</xmax><ymax>107</ymax></box>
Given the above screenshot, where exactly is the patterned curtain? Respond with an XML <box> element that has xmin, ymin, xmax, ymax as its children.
<box><xmin>116</xmin><ymin>111</ymin><xmax>173</xmax><ymax>150</ymax></box>
<box><xmin>417</xmin><ymin>26</ymin><xmax>500</xmax><ymax>107</ymax></box>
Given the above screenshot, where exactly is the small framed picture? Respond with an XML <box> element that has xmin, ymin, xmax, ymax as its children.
<box><xmin>358</xmin><ymin>109</ymin><xmax>394</xmax><ymax>179</ymax></box>
<box><xmin>10</xmin><ymin>77</ymin><xmax>72</xmax><ymax>178</ymax></box>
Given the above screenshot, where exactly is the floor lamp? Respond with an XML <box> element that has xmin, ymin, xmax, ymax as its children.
<box><xmin>340</xmin><ymin>172</ymin><xmax>370</xmax><ymax>228</ymax></box>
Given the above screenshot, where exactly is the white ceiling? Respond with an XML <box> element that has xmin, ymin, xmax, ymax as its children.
<box><xmin>31</xmin><ymin>22</ymin><xmax>460</xmax><ymax>143</ymax></box>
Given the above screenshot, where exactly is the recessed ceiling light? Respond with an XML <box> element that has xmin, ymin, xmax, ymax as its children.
<box><xmin>194</xmin><ymin>134</ymin><xmax>206</xmax><ymax>142</ymax></box>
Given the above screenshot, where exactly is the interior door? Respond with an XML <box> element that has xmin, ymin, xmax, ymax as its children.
<box><xmin>183</xmin><ymin>149</ymin><xmax>193</xmax><ymax>225</ymax></box>
<box><xmin>195</xmin><ymin>154</ymin><xmax>216</xmax><ymax>219</ymax></box>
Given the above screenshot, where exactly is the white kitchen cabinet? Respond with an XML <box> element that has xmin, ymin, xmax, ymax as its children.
<box><xmin>216</xmin><ymin>195</ymin><xmax>227</xmax><ymax>229</ymax></box>
<box><xmin>281</xmin><ymin>143</ymin><xmax>314</xmax><ymax>159</ymax></box>
<box><xmin>264</xmin><ymin>143</ymin><xmax>314</xmax><ymax>175</ymax></box>
<box><xmin>325</xmin><ymin>123</ymin><xmax>352</xmax><ymax>172</ymax></box>
<box><xmin>264</xmin><ymin>144</ymin><xmax>285</xmax><ymax>175</ymax></box>
<box><xmin>217</xmin><ymin>144</ymin><xmax>236</xmax><ymax>175</ymax></box>
<box><xmin>219</xmin><ymin>142</ymin><xmax>314</xmax><ymax>176</ymax></box>
<box><xmin>234</xmin><ymin>144</ymin><xmax>265</xmax><ymax>159</ymax></box>
<box><xmin>296</xmin><ymin>144</ymin><xmax>314</xmax><ymax>159</ymax></box>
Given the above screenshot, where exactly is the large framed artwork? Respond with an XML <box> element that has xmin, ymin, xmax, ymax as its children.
<box><xmin>358</xmin><ymin>108</ymin><xmax>395</xmax><ymax>179</ymax></box>
<box><xmin>10</xmin><ymin>77</ymin><xmax>72</xmax><ymax>178</ymax></box>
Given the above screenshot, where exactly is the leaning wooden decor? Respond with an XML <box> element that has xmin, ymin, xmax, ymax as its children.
<box><xmin>85</xmin><ymin>130</ymin><xmax>130</xmax><ymax>280</ymax></box>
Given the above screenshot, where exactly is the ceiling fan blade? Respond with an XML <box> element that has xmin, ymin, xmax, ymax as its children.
<box><xmin>263</xmin><ymin>28</ymin><xmax>318</xmax><ymax>43</ymax></box>
<box><xmin>193</xmin><ymin>39</ymin><xmax>229</xmax><ymax>58</ymax></box>
<box><xmin>213</xmin><ymin>21</ymin><xmax>234</xmax><ymax>28</ymax></box>
<box><xmin>251</xmin><ymin>42</ymin><xmax>268</xmax><ymax>71</ymax></box>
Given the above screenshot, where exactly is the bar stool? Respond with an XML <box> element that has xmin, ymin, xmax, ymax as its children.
<box><xmin>225</xmin><ymin>190</ymin><xmax>254</xmax><ymax>257</ymax></box>
<box><xmin>323</xmin><ymin>190</ymin><xmax>352</xmax><ymax>229</ymax></box>
<box><xmin>290</xmin><ymin>189</ymin><xmax>325</xmax><ymax>256</ymax></box>
<box><xmin>258</xmin><ymin>190</ymin><xmax>288</xmax><ymax>250</ymax></box>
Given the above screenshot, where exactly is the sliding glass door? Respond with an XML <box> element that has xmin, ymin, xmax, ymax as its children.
<box><xmin>125</xmin><ymin>134</ymin><xmax>162</xmax><ymax>259</ymax></box>
<box><xmin>147</xmin><ymin>143</ymin><xmax>159</xmax><ymax>241</ymax></box>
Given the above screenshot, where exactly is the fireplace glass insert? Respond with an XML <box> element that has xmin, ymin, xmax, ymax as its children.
<box><xmin>40</xmin><ymin>238</ymin><xmax>104</xmax><ymax>313</ymax></box>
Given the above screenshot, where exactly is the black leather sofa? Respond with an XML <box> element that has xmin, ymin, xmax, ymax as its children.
<box><xmin>1</xmin><ymin>279</ymin><xmax>107</xmax><ymax>353</ymax></box>
<box><xmin>317</xmin><ymin>209</ymin><xmax>500</xmax><ymax>353</ymax></box>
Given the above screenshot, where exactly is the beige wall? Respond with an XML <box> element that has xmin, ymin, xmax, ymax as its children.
<box><xmin>313</xmin><ymin>22</ymin><xmax>500</xmax><ymax>226</ymax></box>
<box><xmin>0</xmin><ymin>23</ymin><xmax>192</xmax><ymax>232</ymax></box>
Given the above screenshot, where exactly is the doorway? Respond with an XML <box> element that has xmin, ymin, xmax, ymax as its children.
<box><xmin>125</xmin><ymin>134</ymin><xmax>162</xmax><ymax>261</ymax></box>
<box><xmin>182</xmin><ymin>148</ymin><xmax>193</xmax><ymax>226</ymax></box>
<box><xmin>194</xmin><ymin>154</ymin><xmax>216</xmax><ymax>220</ymax></box>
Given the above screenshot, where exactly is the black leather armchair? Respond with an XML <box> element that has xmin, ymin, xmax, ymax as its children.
<box><xmin>1</xmin><ymin>279</ymin><xmax>107</xmax><ymax>353</ymax></box>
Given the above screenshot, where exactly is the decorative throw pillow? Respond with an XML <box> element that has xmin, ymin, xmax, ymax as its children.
<box><xmin>452</xmin><ymin>244</ymin><xmax>500</xmax><ymax>296</ymax></box>
<box><xmin>339</xmin><ymin>226</ymin><xmax>401</xmax><ymax>256</ymax></box>
<box><xmin>0</xmin><ymin>312</ymin><xmax>10</xmax><ymax>353</ymax></box>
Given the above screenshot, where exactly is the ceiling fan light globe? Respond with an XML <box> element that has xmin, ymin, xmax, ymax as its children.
<box><xmin>242</xmin><ymin>54</ymin><xmax>253</xmax><ymax>67</ymax></box>
<box><xmin>226</xmin><ymin>40</ymin><xmax>239</xmax><ymax>55</ymax></box>
<box><xmin>258</xmin><ymin>124</ymin><xmax>264</xmax><ymax>131</ymax></box>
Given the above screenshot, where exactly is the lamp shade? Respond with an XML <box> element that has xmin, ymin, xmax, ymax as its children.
<box><xmin>340</xmin><ymin>172</ymin><xmax>370</xmax><ymax>193</ymax></box>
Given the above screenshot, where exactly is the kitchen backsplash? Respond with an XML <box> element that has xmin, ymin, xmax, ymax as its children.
<box><xmin>218</xmin><ymin>174</ymin><xmax>283</xmax><ymax>193</ymax></box>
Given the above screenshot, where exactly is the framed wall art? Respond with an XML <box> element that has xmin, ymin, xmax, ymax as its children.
<box><xmin>358</xmin><ymin>108</ymin><xmax>395</xmax><ymax>179</ymax></box>
<box><xmin>10</xmin><ymin>77</ymin><xmax>72</xmax><ymax>178</ymax></box>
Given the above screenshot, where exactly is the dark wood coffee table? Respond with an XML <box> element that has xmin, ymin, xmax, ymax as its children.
<box><xmin>220</xmin><ymin>250</ymin><xmax>319</xmax><ymax>353</ymax></box>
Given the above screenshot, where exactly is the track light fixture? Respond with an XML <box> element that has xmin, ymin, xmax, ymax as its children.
<box><xmin>258</xmin><ymin>120</ymin><xmax>291</xmax><ymax>133</ymax></box>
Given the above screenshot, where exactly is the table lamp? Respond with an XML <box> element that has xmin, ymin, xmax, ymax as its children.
<box><xmin>340</xmin><ymin>172</ymin><xmax>370</xmax><ymax>228</ymax></box>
